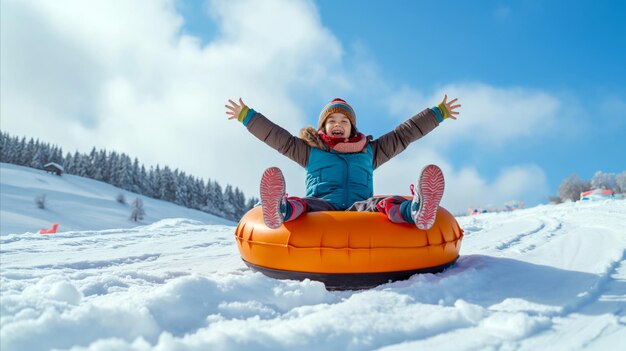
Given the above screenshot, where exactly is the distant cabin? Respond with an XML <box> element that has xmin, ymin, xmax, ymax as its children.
<box><xmin>43</xmin><ymin>162</ymin><xmax>64</xmax><ymax>176</ymax></box>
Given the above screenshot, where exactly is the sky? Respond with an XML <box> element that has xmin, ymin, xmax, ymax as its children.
<box><xmin>1</xmin><ymin>0</ymin><xmax>625</xmax><ymax>213</ymax></box>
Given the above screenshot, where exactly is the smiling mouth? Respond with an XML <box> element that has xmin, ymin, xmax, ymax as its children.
<box><xmin>331</xmin><ymin>129</ymin><xmax>344</xmax><ymax>136</ymax></box>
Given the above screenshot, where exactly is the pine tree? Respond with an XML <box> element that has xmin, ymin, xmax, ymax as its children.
<box><xmin>203</xmin><ymin>180</ymin><xmax>214</xmax><ymax>213</ymax></box>
<box><xmin>9</xmin><ymin>135</ymin><xmax>20</xmax><ymax>164</ymax></box>
<box><xmin>75</xmin><ymin>151</ymin><xmax>90</xmax><ymax>177</ymax></box>
<box><xmin>131</xmin><ymin>158</ymin><xmax>142</xmax><ymax>194</ymax></box>
<box><xmin>15</xmin><ymin>137</ymin><xmax>25</xmax><ymax>165</ymax></box>
<box><xmin>233</xmin><ymin>187</ymin><xmax>247</xmax><ymax>218</ymax></box>
<box><xmin>0</xmin><ymin>132</ymin><xmax>10</xmax><ymax>163</ymax></box>
<box><xmin>222</xmin><ymin>185</ymin><xmax>236</xmax><ymax>220</ymax></box>
<box><xmin>29</xmin><ymin>139</ymin><xmax>41</xmax><ymax>168</ymax></box>
<box><xmin>38</xmin><ymin>141</ymin><xmax>49</xmax><ymax>166</ymax></box>
<box><xmin>21</xmin><ymin>138</ymin><xmax>35</xmax><ymax>166</ymax></box>
<box><xmin>160</xmin><ymin>166</ymin><xmax>176</xmax><ymax>201</ymax></box>
<box><xmin>86</xmin><ymin>147</ymin><xmax>97</xmax><ymax>178</ymax></box>
<box><xmin>117</xmin><ymin>154</ymin><xmax>133</xmax><ymax>191</ymax></box>
<box><xmin>64</xmin><ymin>152</ymin><xmax>74</xmax><ymax>174</ymax></box>
<box><xmin>51</xmin><ymin>146</ymin><xmax>63</xmax><ymax>164</ymax></box>
<box><xmin>96</xmin><ymin>149</ymin><xmax>105</xmax><ymax>180</ymax></box>
<box><xmin>247</xmin><ymin>197</ymin><xmax>259</xmax><ymax>211</ymax></box>
<box><xmin>149</xmin><ymin>165</ymin><xmax>161</xmax><ymax>198</ymax></box>
<box><xmin>139</xmin><ymin>165</ymin><xmax>149</xmax><ymax>195</ymax></box>
<box><xmin>186</xmin><ymin>176</ymin><xmax>196</xmax><ymax>209</ymax></box>
<box><xmin>192</xmin><ymin>178</ymin><xmax>205</xmax><ymax>210</ymax></box>
<box><xmin>31</xmin><ymin>147</ymin><xmax>44</xmax><ymax>169</ymax></box>
<box><xmin>174</xmin><ymin>171</ymin><xmax>190</xmax><ymax>207</ymax></box>
<box><xmin>204</xmin><ymin>180</ymin><xmax>224</xmax><ymax>216</ymax></box>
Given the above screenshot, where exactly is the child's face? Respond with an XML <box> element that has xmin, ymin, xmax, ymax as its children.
<box><xmin>324</xmin><ymin>113</ymin><xmax>352</xmax><ymax>138</ymax></box>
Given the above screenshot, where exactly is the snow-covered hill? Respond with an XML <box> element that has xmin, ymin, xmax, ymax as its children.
<box><xmin>0</xmin><ymin>163</ymin><xmax>234</xmax><ymax>235</ymax></box>
<box><xmin>1</xmin><ymin>183</ymin><xmax>625</xmax><ymax>350</ymax></box>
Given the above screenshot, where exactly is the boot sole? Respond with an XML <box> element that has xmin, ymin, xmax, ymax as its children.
<box><xmin>260</xmin><ymin>167</ymin><xmax>286</xmax><ymax>229</ymax></box>
<box><xmin>416</xmin><ymin>165</ymin><xmax>445</xmax><ymax>230</ymax></box>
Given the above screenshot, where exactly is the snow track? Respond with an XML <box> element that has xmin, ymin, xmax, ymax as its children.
<box><xmin>1</xmin><ymin>201</ymin><xmax>625</xmax><ymax>351</ymax></box>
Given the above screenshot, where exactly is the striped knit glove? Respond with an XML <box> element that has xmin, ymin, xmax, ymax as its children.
<box><xmin>237</xmin><ymin>106</ymin><xmax>249</xmax><ymax>122</ymax></box>
<box><xmin>237</xmin><ymin>106</ymin><xmax>256</xmax><ymax>126</ymax></box>
<box><xmin>437</xmin><ymin>101</ymin><xmax>452</xmax><ymax>119</ymax></box>
<box><xmin>432</xmin><ymin>102</ymin><xmax>451</xmax><ymax>123</ymax></box>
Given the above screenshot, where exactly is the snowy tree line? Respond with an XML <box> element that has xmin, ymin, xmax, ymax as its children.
<box><xmin>555</xmin><ymin>171</ymin><xmax>626</xmax><ymax>203</ymax></box>
<box><xmin>0</xmin><ymin>131</ymin><xmax>258</xmax><ymax>221</ymax></box>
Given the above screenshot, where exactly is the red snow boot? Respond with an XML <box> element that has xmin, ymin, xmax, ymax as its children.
<box><xmin>411</xmin><ymin>165</ymin><xmax>445</xmax><ymax>230</ymax></box>
<box><xmin>260</xmin><ymin>167</ymin><xmax>286</xmax><ymax>229</ymax></box>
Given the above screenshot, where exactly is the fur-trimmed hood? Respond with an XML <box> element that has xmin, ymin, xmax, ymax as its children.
<box><xmin>299</xmin><ymin>126</ymin><xmax>327</xmax><ymax>150</ymax></box>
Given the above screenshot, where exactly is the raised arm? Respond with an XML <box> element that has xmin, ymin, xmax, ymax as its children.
<box><xmin>225</xmin><ymin>98</ymin><xmax>310</xmax><ymax>168</ymax></box>
<box><xmin>371</xmin><ymin>95</ymin><xmax>461</xmax><ymax>169</ymax></box>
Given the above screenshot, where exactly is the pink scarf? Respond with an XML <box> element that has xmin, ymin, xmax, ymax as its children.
<box><xmin>318</xmin><ymin>132</ymin><xmax>367</xmax><ymax>153</ymax></box>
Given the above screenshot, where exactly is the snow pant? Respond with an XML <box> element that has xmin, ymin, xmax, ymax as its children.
<box><xmin>283</xmin><ymin>195</ymin><xmax>414</xmax><ymax>224</ymax></box>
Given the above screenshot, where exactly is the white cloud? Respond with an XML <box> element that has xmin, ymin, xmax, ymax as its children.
<box><xmin>385</xmin><ymin>83</ymin><xmax>562</xmax><ymax>150</ymax></box>
<box><xmin>376</xmin><ymin>83</ymin><xmax>560</xmax><ymax>212</ymax></box>
<box><xmin>1</xmin><ymin>0</ymin><xmax>554</xmax><ymax>213</ymax></box>
<box><xmin>1</xmin><ymin>0</ymin><xmax>343</xmax><ymax>199</ymax></box>
<box><xmin>374</xmin><ymin>150</ymin><xmax>549</xmax><ymax>214</ymax></box>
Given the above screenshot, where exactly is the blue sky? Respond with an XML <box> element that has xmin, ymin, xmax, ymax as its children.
<box><xmin>318</xmin><ymin>0</ymin><xmax>626</xmax><ymax>183</ymax></box>
<box><xmin>330</xmin><ymin>1</ymin><xmax>626</xmax><ymax>188</ymax></box>
<box><xmin>1</xmin><ymin>0</ymin><xmax>625</xmax><ymax>212</ymax></box>
<box><xmin>178</xmin><ymin>0</ymin><xmax>626</xmax><ymax>198</ymax></box>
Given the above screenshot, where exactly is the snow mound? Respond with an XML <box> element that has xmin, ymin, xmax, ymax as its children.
<box><xmin>140</xmin><ymin>218</ymin><xmax>208</xmax><ymax>230</ymax></box>
<box><xmin>1</xmin><ymin>199</ymin><xmax>625</xmax><ymax>350</ymax></box>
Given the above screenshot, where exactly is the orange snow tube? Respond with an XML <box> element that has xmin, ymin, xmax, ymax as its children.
<box><xmin>234</xmin><ymin>206</ymin><xmax>464</xmax><ymax>290</ymax></box>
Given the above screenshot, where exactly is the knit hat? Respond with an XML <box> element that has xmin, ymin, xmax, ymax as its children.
<box><xmin>317</xmin><ymin>98</ymin><xmax>356</xmax><ymax>131</ymax></box>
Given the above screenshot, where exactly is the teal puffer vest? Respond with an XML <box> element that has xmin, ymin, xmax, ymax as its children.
<box><xmin>305</xmin><ymin>145</ymin><xmax>374</xmax><ymax>210</ymax></box>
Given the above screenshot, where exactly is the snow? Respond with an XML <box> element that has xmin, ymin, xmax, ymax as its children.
<box><xmin>0</xmin><ymin>163</ymin><xmax>233</xmax><ymax>236</ymax></box>
<box><xmin>1</xmin><ymin>163</ymin><xmax>626</xmax><ymax>350</ymax></box>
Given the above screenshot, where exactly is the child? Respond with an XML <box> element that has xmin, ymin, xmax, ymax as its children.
<box><xmin>226</xmin><ymin>96</ymin><xmax>460</xmax><ymax>230</ymax></box>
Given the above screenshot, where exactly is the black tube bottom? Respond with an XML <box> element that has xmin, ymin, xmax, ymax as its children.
<box><xmin>243</xmin><ymin>257</ymin><xmax>458</xmax><ymax>291</ymax></box>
